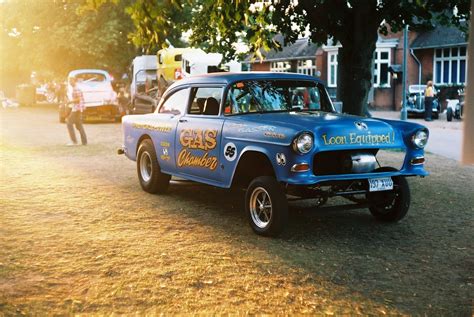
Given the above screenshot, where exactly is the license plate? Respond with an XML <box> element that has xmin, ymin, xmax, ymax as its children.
<box><xmin>368</xmin><ymin>177</ymin><xmax>393</xmax><ymax>192</ymax></box>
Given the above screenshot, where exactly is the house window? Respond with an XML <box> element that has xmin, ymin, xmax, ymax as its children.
<box><xmin>296</xmin><ymin>59</ymin><xmax>316</xmax><ymax>76</ymax></box>
<box><xmin>373</xmin><ymin>49</ymin><xmax>391</xmax><ymax>87</ymax></box>
<box><xmin>270</xmin><ymin>61</ymin><xmax>291</xmax><ymax>72</ymax></box>
<box><xmin>327</xmin><ymin>52</ymin><xmax>338</xmax><ymax>87</ymax></box>
<box><xmin>434</xmin><ymin>46</ymin><xmax>467</xmax><ymax>84</ymax></box>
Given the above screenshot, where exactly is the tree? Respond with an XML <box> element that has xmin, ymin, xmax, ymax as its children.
<box><xmin>186</xmin><ymin>0</ymin><xmax>470</xmax><ymax>115</ymax></box>
<box><xmin>82</xmin><ymin>0</ymin><xmax>189</xmax><ymax>53</ymax></box>
<box><xmin>0</xmin><ymin>0</ymin><xmax>136</xmax><ymax>90</ymax></box>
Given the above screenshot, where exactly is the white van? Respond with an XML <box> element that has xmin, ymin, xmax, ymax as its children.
<box><xmin>181</xmin><ymin>52</ymin><xmax>223</xmax><ymax>78</ymax></box>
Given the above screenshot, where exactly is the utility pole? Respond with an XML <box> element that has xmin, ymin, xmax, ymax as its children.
<box><xmin>400</xmin><ymin>24</ymin><xmax>408</xmax><ymax>121</ymax></box>
<box><xmin>400</xmin><ymin>24</ymin><xmax>408</xmax><ymax>120</ymax></box>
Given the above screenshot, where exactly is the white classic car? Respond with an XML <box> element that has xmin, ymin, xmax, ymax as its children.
<box><xmin>59</xmin><ymin>69</ymin><xmax>119</xmax><ymax>122</ymax></box>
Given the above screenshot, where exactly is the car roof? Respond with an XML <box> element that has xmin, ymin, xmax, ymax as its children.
<box><xmin>170</xmin><ymin>72</ymin><xmax>324</xmax><ymax>89</ymax></box>
<box><xmin>68</xmin><ymin>69</ymin><xmax>111</xmax><ymax>77</ymax></box>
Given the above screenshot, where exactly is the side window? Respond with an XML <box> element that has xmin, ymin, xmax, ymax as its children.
<box><xmin>188</xmin><ymin>87</ymin><xmax>223</xmax><ymax>116</ymax></box>
<box><xmin>158</xmin><ymin>88</ymin><xmax>189</xmax><ymax>115</ymax></box>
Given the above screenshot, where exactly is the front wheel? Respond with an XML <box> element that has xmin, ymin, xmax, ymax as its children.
<box><xmin>245</xmin><ymin>176</ymin><xmax>288</xmax><ymax>237</ymax></box>
<box><xmin>367</xmin><ymin>167</ymin><xmax>410</xmax><ymax>222</ymax></box>
<box><xmin>137</xmin><ymin>139</ymin><xmax>170</xmax><ymax>194</ymax></box>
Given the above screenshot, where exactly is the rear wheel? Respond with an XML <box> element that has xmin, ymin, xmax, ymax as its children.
<box><xmin>245</xmin><ymin>176</ymin><xmax>288</xmax><ymax>237</ymax></box>
<box><xmin>367</xmin><ymin>167</ymin><xmax>410</xmax><ymax>222</ymax></box>
<box><xmin>137</xmin><ymin>139</ymin><xmax>170</xmax><ymax>194</ymax></box>
<box><xmin>447</xmin><ymin>107</ymin><xmax>453</xmax><ymax>121</ymax></box>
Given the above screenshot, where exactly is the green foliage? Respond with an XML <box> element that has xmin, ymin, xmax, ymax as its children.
<box><xmin>0</xmin><ymin>0</ymin><xmax>136</xmax><ymax>82</ymax></box>
<box><xmin>123</xmin><ymin>0</ymin><xmax>189</xmax><ymax>54</ymax></box>
<box><xmin>118</xmin><ymin>0</ymin><xmax>470</xmax><ymax>62</ymax></box>
<box><xmin>187</xmin><ymin>0</ymin><xmax>471</xmax><ymax>59</ymax></box>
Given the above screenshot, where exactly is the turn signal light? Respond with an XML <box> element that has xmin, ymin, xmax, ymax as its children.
<box><xmin>291</xmin><ymin>163</ymin><xmax>310</xmax><ymax>172</ymax></box>
<box><xmin>410</xmin><ymin>156</ymin><xmax>425</xmax><ymax>165</ymax></box>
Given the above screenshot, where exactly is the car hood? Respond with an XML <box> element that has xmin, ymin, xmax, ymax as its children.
<box><xmin>225</xmin><ymin>111</ymin><xmax>404</xmax><ymax>149</ymax></box>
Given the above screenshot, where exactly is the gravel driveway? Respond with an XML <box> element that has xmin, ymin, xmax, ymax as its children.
<box><xmin>1</xmin><ymin>106</ymin><xmax>473</xmax><ymax>315</ymax></box>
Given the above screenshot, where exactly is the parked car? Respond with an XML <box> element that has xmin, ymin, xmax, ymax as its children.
<box><xmin>119</xmin><ymin>72</ymin><xmax>429</xmax><ymax>237</ymax></box>
<box><xmin>59</xmin><ymin>69</ymin><xmax>119</xmax><ymax>122</ymax></box>
<box><xmin>406</xmin><ymin>84</ymin><xmax>440</xmax><ymax>119</ymax></box>
<box><xmin>36</xmin><ymin>83</ymin><xmax>56</xmax><ymax>103</ymax></box>
<box><xmin>446</xmin><ymin>89</ymin><xmax>464</xmax><ymax>121</ymax></box>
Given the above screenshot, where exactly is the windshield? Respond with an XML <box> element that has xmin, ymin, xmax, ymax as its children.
<box><xmin>224</xmin><ymin>80</ymin><xmax>334</xmax><ymax>115</ymax></box>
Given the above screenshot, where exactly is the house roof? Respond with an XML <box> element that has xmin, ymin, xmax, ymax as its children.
<box><xmin>246</xmin><ymin>35</ymin><xmax>319</xmax><ymax>62</ymax></box>
<box><xmin>411</xmin><ymin>24</ymin><xmax>468</xmax><ymax>49</ymax></box>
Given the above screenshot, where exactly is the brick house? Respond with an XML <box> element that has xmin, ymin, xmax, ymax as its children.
<box><xmin>245</xmin><ymin>25</ymin><xmax>468</xmax><ymax>111</ymax></box>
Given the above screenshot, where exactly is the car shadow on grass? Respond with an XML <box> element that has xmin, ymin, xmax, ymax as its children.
<box><xmin>160</xmin><ymin>180</ymin><xmax>413</xmax><ymax>243</ymax></box>
<box><xmin>146</xmin><ymin>179</ymin><xmax>471</xmax><ymax>315</ymax></box>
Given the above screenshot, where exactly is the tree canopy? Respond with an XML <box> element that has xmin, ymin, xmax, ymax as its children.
<box><xmin>0</xmin><ymin>0</ymin><xmax>136</xmax><ymax>91</ymax></box>
<box><xmin>120</xmin><ymin>0</ymin><xmax>470</xmax><ymax>115</ymax></box>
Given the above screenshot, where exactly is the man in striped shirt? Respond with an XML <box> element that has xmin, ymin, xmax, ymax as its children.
<box><xmin>66</xmin><ymin>77</ymin><xmax>87</xmax><ymax>146</ymax></box>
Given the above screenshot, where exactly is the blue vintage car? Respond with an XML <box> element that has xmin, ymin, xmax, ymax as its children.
<box><xmin>119</xmin><ymin>72</ymin><xmax>429</xmax><ymax>236</ymax></box>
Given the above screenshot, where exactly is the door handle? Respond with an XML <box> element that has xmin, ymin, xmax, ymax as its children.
<box><xmin>179</xmin><ymin>118</ymin><xmax>187</xmax><ymax>123</ymax></box>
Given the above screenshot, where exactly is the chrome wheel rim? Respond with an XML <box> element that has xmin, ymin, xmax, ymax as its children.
<box><xmin>250</xmin><ymin>187</ymin><xmax>272</xmax><ymax>229</ymax></box>
<box><xmin>140</xmin><ymin>151</ymin><xmax>152</xmax><ymax>183</ymax></box>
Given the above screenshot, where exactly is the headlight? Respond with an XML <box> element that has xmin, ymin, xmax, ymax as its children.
<box><xmin>412</xmin><ymin>129</ymin><xmax>429</xmax><ymax>148</ymax></box>
<box><xmin>293</xmin><ymin>132</ymin><xmax>313</xmax><ymax>154</ymax></box>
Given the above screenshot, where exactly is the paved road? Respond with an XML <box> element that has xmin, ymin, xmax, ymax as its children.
<box><xmin>425</xmin><ymin>127</ymin><xmax>463</xmax><ymax>161</ymax></box>
<box><xmin>372</xmin><ymin>111</ymin><xmax>464</xmax><ymax>161</ymax></box>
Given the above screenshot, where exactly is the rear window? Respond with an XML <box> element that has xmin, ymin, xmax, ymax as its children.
<box><xmin>74</xmin><ymin>73</ymin><xmax>107</xmax><ymax>82</ymax></box>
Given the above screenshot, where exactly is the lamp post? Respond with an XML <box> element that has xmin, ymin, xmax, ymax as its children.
<box><xmin>400</xmin><ymin>25</ymin><xmax>408</xmax><ymax>121</ymax></box>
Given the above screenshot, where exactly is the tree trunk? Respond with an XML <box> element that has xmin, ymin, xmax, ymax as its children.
<box><xmin>337</xmin><ymin>3</ymin><xmax>379</xmax><ymax>116</ymax></box>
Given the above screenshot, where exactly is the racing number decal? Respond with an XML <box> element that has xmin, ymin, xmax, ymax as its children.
<box><xmin>224</xmin><ymin>142</ymin><xmax>237</xmax><ymax>162</ymax></box>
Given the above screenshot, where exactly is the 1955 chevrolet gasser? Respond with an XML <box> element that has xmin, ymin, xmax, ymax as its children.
<box><xmin>119</xmin><ymin>72</ymin><xmax>429</xmax><ymax>236</ymax></box>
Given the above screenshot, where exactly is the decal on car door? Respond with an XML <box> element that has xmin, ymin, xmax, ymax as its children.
<box><xmin>177</xmin><ymin>128</ymin><xmax>219</xmax><ymax>170</ymax></box>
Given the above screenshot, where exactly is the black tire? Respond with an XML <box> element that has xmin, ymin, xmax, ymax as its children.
<box><xmin>367</xmin><ymin>167</ymin><xmax>410</xmax><ymax>222</ymax></box>
<box><xmin>137</xmin><ymin>139</ymin><xmax>170</xmax><ymax>194</ymax></box>
<box><xmin>447</xmin><ymin>107</ymin><xmax>453</xmax><ymax>122</ymax></box>
<box><xmin>245</xmin><ymin>176</ymin><xmax>288</xmax><ymax>237</ymax></box>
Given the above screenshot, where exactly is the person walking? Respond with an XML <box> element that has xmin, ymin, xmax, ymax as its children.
<box><xmin>66</xmin><ymin>77</ymin><xmax>87</xmax><ymax>146</ymax></box>
<box><xmin>424</xmin><ymin>80</ymin><xmax>435</xmax><ymax>121</ymax></box>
